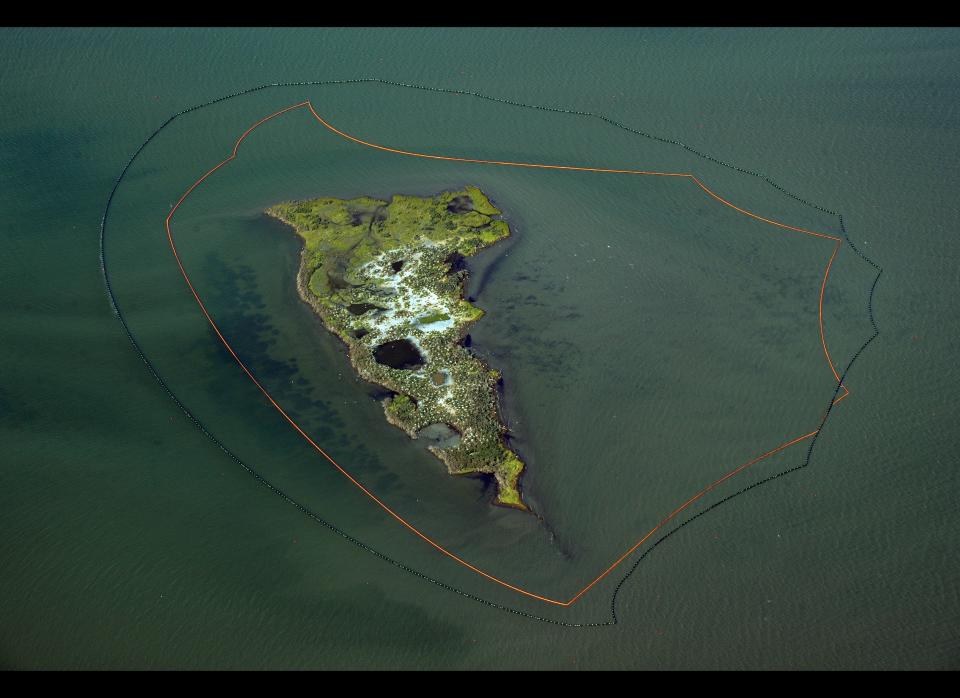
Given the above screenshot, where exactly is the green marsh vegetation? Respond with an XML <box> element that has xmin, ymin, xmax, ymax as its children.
<box><xmin>268</xmin><ymin>186</ymin><xmax>526</xmax><ymax>509</ymax></box>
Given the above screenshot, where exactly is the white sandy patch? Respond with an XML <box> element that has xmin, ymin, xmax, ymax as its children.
<box><xmin>358</xmin><ymin>249</ymin><xmax>459</xmax><ymax>341</ymax></box>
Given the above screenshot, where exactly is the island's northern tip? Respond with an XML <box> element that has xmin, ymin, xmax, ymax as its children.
<box><xmin>267</xmin><ymin>186</ymin><xmax>527</xmax><ymax>510</ymax></box>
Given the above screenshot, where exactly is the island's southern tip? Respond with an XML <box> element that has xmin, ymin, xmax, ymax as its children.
<box><xmin>267</xmin><ymin>186</ymin><xmax>527</xmax><ymax>510</ymax></box>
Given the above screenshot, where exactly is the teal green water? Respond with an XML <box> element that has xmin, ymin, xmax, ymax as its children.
<box><xmin>1</xmin><ymin>28</ymin><xmax>958</xmax><ymax>669</ymax></box>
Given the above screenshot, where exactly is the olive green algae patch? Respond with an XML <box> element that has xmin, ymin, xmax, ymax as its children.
<box><xmin>266</xmin><ymin>187</ymin><xmax>526</xmax><ymax>510</ymax></box>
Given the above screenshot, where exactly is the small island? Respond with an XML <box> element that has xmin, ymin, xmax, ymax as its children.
<box><xmin>267</xmin><ymin>186</ymin><xmax>527</xmax><ymax>509</ymax></box>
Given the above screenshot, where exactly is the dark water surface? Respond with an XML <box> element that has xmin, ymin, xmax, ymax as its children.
<box><xmin>1</xmin><ymin>28</ymin><xmax>958</xmax><ymax>669</ymax></box>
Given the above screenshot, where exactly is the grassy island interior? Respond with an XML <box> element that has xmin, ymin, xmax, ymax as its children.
<box><xmin>267</xmin><ymin>186</ymin><xmax>526</xmax><ymax>509</ymax></box>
